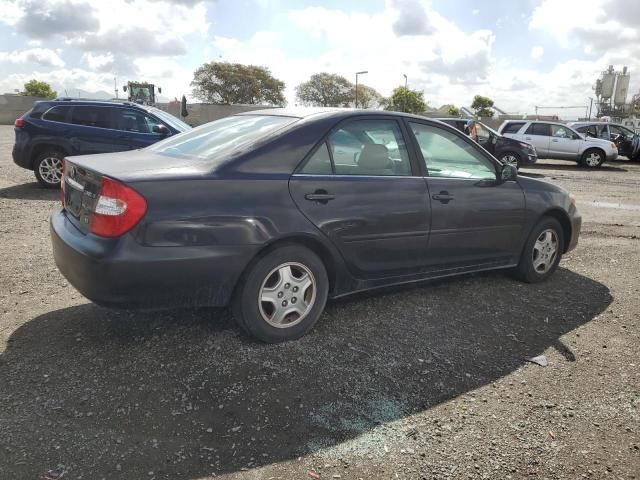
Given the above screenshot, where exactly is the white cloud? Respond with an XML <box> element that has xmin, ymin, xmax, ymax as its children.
<box><xmin>530</xmin><ymin>46</ymin><xmax>544</xmax><ymax>60</ymax></box>
<box><xmin>0</xmin><ymin>48</ymin><xmax>65</xmax><ymax>67</ymax></box>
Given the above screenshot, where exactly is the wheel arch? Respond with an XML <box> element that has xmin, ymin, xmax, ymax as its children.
<box><xmin>232</xmin><ymin>233</ymin><xmax>344</xmax><ymax>302</ymax></box>
<box><xmin>541</xmin><ymin>208</ymin><xmax>572</xmax><ymax>253</ymax></box>
<box><xmin>30</xmin><ymin>143</ymin><xmax>70</xmax><ymax>169</ymax></box>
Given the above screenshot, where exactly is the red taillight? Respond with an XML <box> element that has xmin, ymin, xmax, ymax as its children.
<box><xmin>14</xmin><ymin>118</ymin><xmax>25</xmax><ymax>128</ymax></box>
<box><xmin>60</xmin><ymin>160</ymin><xmax>66</xmax><ymax>206</ymax></box>
<box><xmin>89</xmin><ymin>177</ymin><xmax>147</xmax><ymax>237</ymax></box>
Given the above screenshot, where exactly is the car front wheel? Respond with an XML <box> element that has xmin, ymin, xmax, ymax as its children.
<box><xmin>499</xmin><ymin>152</ymin><xmax>521</xmax><ymax>169</ymax></box>
<box><xmin>233</xmin><ymin>245</ymin><xmax>329</xmax><ymax>342</ymax></box>
<box><xmin>580</xmin><ymin>149</ymin><xmax>605</xmax><ymax>168</ymax></box>
<box><xmin>34</xmin><ymin>150</ymin><xmax>64</xmax><ymax>188</ymax></box>
<box><xmin>514</xmin><ymin>217</ymin><xmax>564</xmax><ymax>283</ymax></box>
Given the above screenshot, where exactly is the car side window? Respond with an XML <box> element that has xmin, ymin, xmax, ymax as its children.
<box><xmin>327</xmin><ymin>119</ymin><xmax>411</xmax><ymax>176</ymax></box>
<box><xmin>551</xmin><ymin>125</ymin><xmax>574</xmax><ymax>138</ymax></box>
<box><xmin>525</xmin><ymin>123</ymin><xmax>551</xmax><ymax>136</ymax></box>
<box><xmin>576</xmin><ymin>125</ymin><xmax>597</xmax><ymax>137</ymax></box>
<box><xmin>609</xmin><ymin>125</ymin><xmax>634</xmax><ymax>140</ymax></box>
<box><xmin>301</xmin><ymin>142</ymin><xmax>333</xmax><ymax>175</ymax></box>
<box><xmin>43</xmin><ymin>106</ymin><xmax>71</xmax><ymax>123</ymax></box>
<box><xmin>502</xmin><ymin>122</ymin><xmax>525</xmax><ymax>134</ymax></box>
<box><xmin>70</xmin><ymin>106</ymin><xmax>113</xmax><ymax>129</ymax></box>
<box><xmin>113</xmin><ymin>109</ymin><xmax>159</xmax><ymax>134</ymax></box>
<box><xmin>409</xmin><ymin>122</ymin><xmax>496</xmax><ymax>180</ymax></box>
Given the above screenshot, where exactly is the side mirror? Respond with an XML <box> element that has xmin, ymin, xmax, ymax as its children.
<box><xmin>500</xmin><ymin>163</ymin><xmax>518</xmax><ymax>182</ymax></box>
<box><xmin>152</xmin><ymin>124</ymin><xmax>170</xmax><ymax>136</ymax></box>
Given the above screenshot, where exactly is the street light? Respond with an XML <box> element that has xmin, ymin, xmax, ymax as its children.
<box><xmin>403</xmin><ymin>74</ymin><xmax>408</xmax><ymax>112</ymax></box>
<box><xmin>355</xmin><ymin>70</ymin><xmax>368</xmax><ymax>108</ymax></box>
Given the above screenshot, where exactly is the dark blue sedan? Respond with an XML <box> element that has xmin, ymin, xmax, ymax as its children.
<box><xmin>51</xmin><ymin>108</ymin><xmax>581</xmax><ymax>342</ymax></box>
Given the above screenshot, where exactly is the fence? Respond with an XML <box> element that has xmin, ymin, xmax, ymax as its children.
<box><xmin>0</xmin><ymin>94</ymin><xmax>47</xmax><ymax>124</ymax></box>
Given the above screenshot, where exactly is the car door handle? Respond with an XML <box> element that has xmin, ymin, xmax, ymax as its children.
<box><xmin>305</xmin><ymin>191</ymin><xmax>335</xmax><ymax>203</ymax></box>
<box><xmin>551</xmin><ymin>139</ymin><xmax>559</xmax><ymax>142</ymax></box>
<box><xmin>432</xmin><ymin>191</ymin><xmax>454</xmax><ymax>203</ymax></box>
<box><xmin>525</xmin><ymin>137</ymin><xmax>532</xmax><ymax>140</ymax></box>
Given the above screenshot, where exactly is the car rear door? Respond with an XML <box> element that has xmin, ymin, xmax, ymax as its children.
<box><xmin>111</xmin><ymin>108</ymin><xmax>168</xmax><ymax>150</ymax></box>
<box><xmin>523</xmin><ymin>123</ymin><xmax>551</xmax><ymax>156</ymax></box>
<box><xmin>289</xmin><ymin>117</ymin><xmax>432</xmax><ymax>280</ymax></box>
<box><xmin>548</xmin><ymin>125</ymin><xmax>581</xmax><ymax>159</ymax></box>
<box><xmin>67</xmin><ymin>106</ymin><xmax>122</xmax><ymax>155</ymax></box>
<box><xmin>407</xmin><ymin>120</ymin><xmax>526</xmax><ymax>269</ymax></box>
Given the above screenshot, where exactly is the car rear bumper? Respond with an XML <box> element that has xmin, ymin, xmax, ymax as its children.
<box><xmin>50</xmin><ymin>209</ymin><xmax>259</xmax><ymax>308</ymax></box>
<box><xmin>12</xmin><ymin>139</ymin><xmax>31</xmax><ymax>169</ymax></box>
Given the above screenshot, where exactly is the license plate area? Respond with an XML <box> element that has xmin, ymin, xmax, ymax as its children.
<box><xmin>63</xmin><ymin>164</ymin><xmax>101</xmax><ymax>228</ymax></box>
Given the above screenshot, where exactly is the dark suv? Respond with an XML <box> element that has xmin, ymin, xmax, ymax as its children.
<box><xmin>13</xmin><ymin>98</ymin><xmax>191</xmax><ymax>187</ymax></box>
<box><xmin>437</xmin><ymin>118</ymin><xmax>537</xmax><ymax>168</ymax></box>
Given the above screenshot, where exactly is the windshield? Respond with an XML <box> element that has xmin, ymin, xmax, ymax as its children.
<box><xmin>146</xmin><ymin>115</ymin><xmax>298</xmax><ymax>160</ymax></box>
<box><xmin>149</xmin><ymin>107</ymin><xmax>192</xmax><ymax>132</ymax></box>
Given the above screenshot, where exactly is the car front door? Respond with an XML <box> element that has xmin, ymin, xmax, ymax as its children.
<box><xmin>609</xmin><ymin>125</ymin><xmax>637</xmax><ymax>158</ymax></box>
<box><xmin>289</xmin><ymin>117</ymin><xmax>432</xmax><ymax>279</ymax></box>
<box><xmin>523</xmin><ymin>122</ymin><xmax>551</xmax><ymax>156</ymax></box>
<box><xmin>111</xmin><ymin>108</ymin><xmax>168</xmax><ymax>150</ymax></box>
<box><xmin>407</xmin><ymin>120</ymin><xmax>526</xmax><ymax>269</ymax></box>
<box><xmin>548</xmin><ymin>125</ymin><xmax>581</xmax><ymax>159</ymax></box>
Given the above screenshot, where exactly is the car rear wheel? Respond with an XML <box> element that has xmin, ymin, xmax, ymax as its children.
<box><xmin>580</xmin><ymin>149</ymin><xmax>605</xmax><ymax>168</ymax></box>
<box><xmin>513</xmin><ymin>217</ymin><xmax>564</xmax><ymax>283</ymax></box>
<box><xmin>34</xmin><ymin>150</ymin><xmax>64</xmax><ymax>188</ymax></box>
<box><xmin>499</xmin><ymin>152</ymin><xmax>521</xmax><ymax>169</ymax></box>
<box><xmin>232</xmin><ymin>245</ymin><xmax>329</xmax><ymax>343</ymax></box>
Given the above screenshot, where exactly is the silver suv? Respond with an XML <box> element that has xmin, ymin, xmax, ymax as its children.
<box><xmin>499</xmin><ymin>120</ymin><xmax>618</xmax><ymax>168</ymax></box>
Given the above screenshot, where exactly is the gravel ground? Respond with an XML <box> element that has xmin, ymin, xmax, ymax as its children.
<box><xmin>0</xmin><ymin>124</ymin><xmax>638</xmax><ymax>480</ymax></box>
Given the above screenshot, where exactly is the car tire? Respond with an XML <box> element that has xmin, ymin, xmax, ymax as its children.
<box><xmin>513</xmin><ymin>217</ymin><xmax>564</xmax><ymax>283</ymax></box>
<box><xmin>34</xmin><ymin>149</ymin><xmax>65</xmax><ymax>188</ymax></box>
<box><xmin>232</xmin><ymin>245</ymin><xmax>329</xmax><ymax>343</ymax></box>
<box><xmin>579</xmin><ymin>148</ymin><xmax>605</xmax><ymax>168</ymax></box>
<box><xmin>499</xmin><ymin>151</ymin><xmax>521</xmax><ymax>169</ymax></box>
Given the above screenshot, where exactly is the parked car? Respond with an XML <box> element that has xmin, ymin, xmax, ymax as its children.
<box><xmin>568</xmin><ymin>121</ymin><xmax>640</xmax><ymax>161</ymax></box>
<box><xmin>51</xmin><ymin>109</ymin><xmax>581</xmax><ymax>343</ymax></box>
<box><xmin>437</xmin><ymin>118</ymin><xmax>537</xmax><ymax>168</ymax></box>
<box><xmin>12</xmin><ymin>98</ymin><xmax>191</xmax><ymax>188</ymax></box>
<box><xmin>498</xmin><ymin>120</ymin><xmax>618</xmax><ymax>168</ymax></box>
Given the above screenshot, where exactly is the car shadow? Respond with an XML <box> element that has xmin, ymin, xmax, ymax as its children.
<box><xmin>0</xmin><ymin>268</ymin><xmax>612</xmax><ymax>479</ymax></box>
<box><xmin>0</xmin><ymin>182</ymin><xmax>58</xmax><ymax>201</ymax></box>
<box><xmin>522</xmin><ymin>163</ymin><xmax>628</xmax><ymax>173</ymax></box>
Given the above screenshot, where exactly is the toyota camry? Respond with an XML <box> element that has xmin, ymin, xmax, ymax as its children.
<box><xmin>51</xmin><ymin>109</ymin><xmax>581</xmax><ymax>342</ymax></box>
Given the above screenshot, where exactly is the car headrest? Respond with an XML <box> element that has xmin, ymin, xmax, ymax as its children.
<box><xmin>359</xmin><ymin>144</ymin><xmax>389</xmax><ymax>171</ymax></box>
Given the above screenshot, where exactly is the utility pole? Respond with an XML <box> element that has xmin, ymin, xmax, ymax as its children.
<box><xmin>114</xmin><ymin>77</ymin><xmax>118</xmax><ymax>99</ymax></box>
<box><xmin>588</xmin><ymin>97</ymin><xmax>594</xmax><ymax>120</ymax></box>
<box><xmin>355</xmin><ymin>71</ymin><xmax>368</xmax><ymax>108</ymax></box>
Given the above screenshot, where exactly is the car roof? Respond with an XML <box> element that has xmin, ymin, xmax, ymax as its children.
<box><xmin>234</xmin><ymin>107</ymin><xmax>439</xmax><ymax>122</ymax></box>
<box><xmin>40</xmin><ymin>98</ymin><xmax>152</xmax><ymax>111</ymax></box>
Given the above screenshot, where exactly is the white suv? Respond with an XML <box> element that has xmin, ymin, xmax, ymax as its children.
<box><xmin>499</xmin><ymin>120</ymin><xmax>618</xmax><ymax>168</ymax></box>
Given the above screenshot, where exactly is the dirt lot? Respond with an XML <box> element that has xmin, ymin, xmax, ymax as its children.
<box><xmin>0</xmin><ymin>124</ymin><xmax>638</xmax><ymax>480</ymax></box>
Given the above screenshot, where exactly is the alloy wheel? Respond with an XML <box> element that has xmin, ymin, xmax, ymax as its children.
<box><xmin>584</xmin><ymin>152</ymin><xmax>602</xmax><ymax>167</ymax></box>
<box><xmin>501</xmin><ymin>154</ymin><xmax>518</xmax><ymax>167</ymax></box>
<box><xmin>258</xmin><ymin>262</ymin><xmax>316</xmax><ymax>328</ymax></box>
<box><xmin>532</xmin><ymin>229</ymin><xmax>559</xmax><ymax>274</ymax></box>
<box><xmin>38</xmin><ymin>157</ymin><xmax>63</xmax><ymax>184</ymax></box>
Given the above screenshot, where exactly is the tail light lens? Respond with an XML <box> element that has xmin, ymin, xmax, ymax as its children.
<box><xmin>14</xmin><ymin>118</ymin><xmax>25</xmax><ymax>128</ymax></box>
<box><xmin>89</xmin><ymin>177</ymin><xmax>147</xmax><ymax>237</ymax></box>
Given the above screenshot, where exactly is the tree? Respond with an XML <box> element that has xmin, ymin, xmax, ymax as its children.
<box><xmin>471</xmin><ymin>95</ymin><xmax>494</xmax><ymax>118</ymax></box>
<box><xmin>21</xmin><ymin>79</ymin><xmax>56</xmax><ymax>99</ymax></box>
<box><xmin>383</xmin><ymin>87</ymin><xmax>427</xmax><ymax>113</ymax></box>
<box><xmin>191</xmin><ymin>62</ymin><xmax>286</xmax><ymax>106</ymax></box>
<box><xmin>447</xmin><ymin>105</ymin><xmax>460</xmax><ymax>116</ymax></box>
<box><xmin>296</xmin><ymin>73</ymin><xmax>353</xmax><ymax>107</ymax></box>
<box><xmin>354</xmin><ymin>84</ymin><xmax>384</xmax><ymax>109</ymax></box>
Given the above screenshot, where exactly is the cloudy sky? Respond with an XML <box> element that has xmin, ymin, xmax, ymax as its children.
<box><xmin>0</xmin><ymin>0</ymin><xmax>638</xmax><ymax>116</ymax></box>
